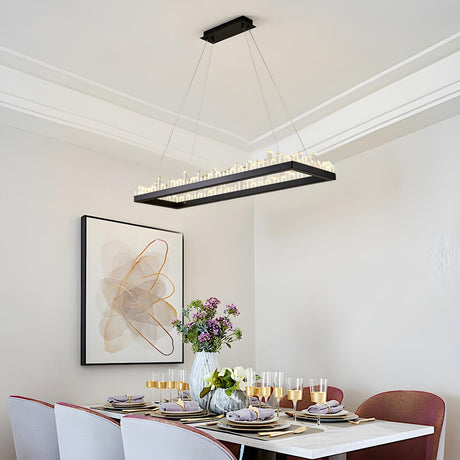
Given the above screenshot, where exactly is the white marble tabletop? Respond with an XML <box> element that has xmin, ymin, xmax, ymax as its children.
<box><xmin>87</xmin><ymin>407</ymin><xmax>434</xmax><ymax>460</ymax></box>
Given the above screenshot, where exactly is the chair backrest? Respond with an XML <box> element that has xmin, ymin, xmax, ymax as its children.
<box><xmin>8</xmin><ymin>395</ymin><xmax>60</xmax><ymax>460</ymax></box>
<box><xmin>280</xmin><ymin>385</ymin><xmax>344</xmax><ymax>411</ymax></box>
<box><xmin>121</xmin><ymin>415</ymin><xmax>237</xmax><ymax>460</ymax></box>
<box><xmin>348</xmin><ymin>390</ymin><xmax>445</xmax><ymax>460</ymax></box>
<box><xmin>54</xmin><ymin>403</ymin><xmax>124</xmax><ymax>460</ymax></box>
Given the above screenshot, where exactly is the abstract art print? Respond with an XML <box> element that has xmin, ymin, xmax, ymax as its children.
<box><xmin>81</xmin><ymin>215</ymin><xmax>183</xmax><ymax>365</ymax></box>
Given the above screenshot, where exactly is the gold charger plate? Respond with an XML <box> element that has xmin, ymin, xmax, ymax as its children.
<box><xmin>217</xmin><ymin>421</ymin><xmax>291</xmax><ymax>432</ymax></box>
<box><xmin>296</xmin><ymin>412</ymin><xmax>358</xmax><ymax>422</ymax></box>
<box><xmin>152</xmin><ymin>409</ymin><xmax>210</xmax><ymax>419</ymax></box>
<box><xmin>226</xmin><ymin>415</ymin><xmax>278</xmax><ymax>426</ymax></box>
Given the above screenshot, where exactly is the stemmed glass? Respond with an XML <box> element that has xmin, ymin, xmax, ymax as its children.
<box><xmin>245</xmin><ymin>369</ymin><xmax>255</xmax><ymax>406</ymax></box>
<box><xmin>272</xmin><ymin>371</ymin><xmax>284</xmax><ymax>416</ymax></box>
<box><xmin>309</xmin><ymin>378</ymin><xmax>327</xmax><ymax>426</ymax></box>
<box><xmin>176</xmin><ymin>369</ymin><xmax>187</xmax><ymax>400</ymax></box>
<box><xmin>260</xmin><ymin>371</ymin><xmax>272</xmax><ymax>407</ymax></box>
<box><xmin>167</xmin><ymin>369</ymin><xmax>176</xmax><ymax>401</ymax></box>
<box><xmin>158</xmin><ymin>372</ymin><xmax>167</xmax><ymax>403</ymax></box>
<box><xmin>145</xmin><ymin>374</ymin><xmax>155</xmax><ymax>404</ymax></box>
<box><xmin>287</xmin><ymin>377</ymin><xmax>303</xmax><ymax>423</ymax></box>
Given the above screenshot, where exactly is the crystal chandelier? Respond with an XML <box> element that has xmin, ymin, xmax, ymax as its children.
<box><xmin>135</xmin><ymin>16</ymin><xmax>336</xmax><ymax>209</ymax></box>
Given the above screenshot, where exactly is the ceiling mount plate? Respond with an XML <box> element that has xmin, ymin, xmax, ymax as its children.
<box><xmin>201</xmin><ymin>16</ymin><xmax>255</xmax><ymax>44</ymax></box>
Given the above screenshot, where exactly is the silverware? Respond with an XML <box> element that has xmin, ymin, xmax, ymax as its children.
<box><xmin>349</xmin><ymin>417</ymin><xmax>375</xmax><ymax>425</ymax></box>
<box><xmin>259</xmin><ymin>426</ymin><xmax>308</xmax><ymax>437</ymax></box>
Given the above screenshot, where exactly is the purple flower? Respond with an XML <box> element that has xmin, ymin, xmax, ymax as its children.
<box><xmin>225</xmin><ymin>304</ymin><xmax>240</xmax><ymax>316</ymax></box>
<box><xmin>204</xmin><ymin>297</ymin><xmax>220</xmax><ymax>310</ymax></box>
<box><xmin>170</xmin><ymin>318</ymin><xmax>179</xmax><ymax>325</ymax></box>
<box><xmin>192</xmin><ymin>312</ymin><xmax>206</xmax><ymax>320</ymax></box>
<box><xmin>198</xmin><ymin>332</ymin><xmax>212</xmax><ymax>342</ymax></box>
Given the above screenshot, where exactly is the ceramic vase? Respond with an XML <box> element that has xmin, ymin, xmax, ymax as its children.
<box><xmin>189</xmin><ymin>351</ymin><xmax>220</xmax><ymax>410</ymax></box>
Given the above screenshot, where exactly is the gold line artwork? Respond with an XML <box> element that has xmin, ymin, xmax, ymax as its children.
<box><xmin>100</xmin><ymin>239</ymin><xmax>177</xmax><ymax>356</ymax></box>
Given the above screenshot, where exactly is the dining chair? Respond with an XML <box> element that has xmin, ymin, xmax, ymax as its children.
<box><xmin>121</xmin><ymin>414</ymin><xmax>237</xmax><ymax>460</ymax></box>
<box><xmin>8</xmin><ymin>395</ymin><xmax>60</xmax><ymax>460</ymax></box>
<box><xmin>279</xmin><ymin>385</ymin><xmax>344</xmax><ymax>411</ymax></box>
<box><xmin>347</xmin><ymin>390</ymin><xmax>445</xmax><ymax>460</ymax></box>
<box><xmin>54</xmin><ymin>402</ymin><xmax>124</xmax><ymax>460</ymax></box>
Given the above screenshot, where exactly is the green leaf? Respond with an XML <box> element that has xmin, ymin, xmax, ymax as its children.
<box><xmin>200</xmin><ymin>386</ymin><xmax>211</xmax><ymax>398</ymax></box>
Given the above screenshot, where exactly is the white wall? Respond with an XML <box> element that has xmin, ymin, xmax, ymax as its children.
<box><xmin>254</xmin><ymin>114</ymin><xmax>460</xmax><ymax>458</ymax></box>
<box><xmin>0</xmin><ymin>124</ymin><xmax>255</xmax><ymax>459</ymax></box>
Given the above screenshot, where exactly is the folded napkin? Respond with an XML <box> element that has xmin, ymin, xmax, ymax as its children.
<box><xmin>304</xmin><ymin>400</ymin><xmax>343</xmax><ymax>415</ymax></box>
<box><xmin>107</xmin><ymin>395</ymin><xmax>144</xmax><ymax>404</ymax></box>
<box><xmin>226</xmin><ymin>407</ymin><xmax>274</xmax><ymax>422</ymax></box>
<box><xmin>182</xmin><ymin>390</ymin><xmax>190</xmax><ymax>399</ymax></box>
<box><xmin>159</xmin><ymin>400</ymin><xmax>201</xmax><ymax>412</ymax></box>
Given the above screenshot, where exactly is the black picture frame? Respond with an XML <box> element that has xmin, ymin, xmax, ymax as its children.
<box><xmin>81</xmin><ymin>215</ymin><xmax>184</xmax><ymax>365</ymax></box>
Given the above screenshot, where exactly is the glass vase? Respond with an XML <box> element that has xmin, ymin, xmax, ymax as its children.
<box><xmin>189</xmin><ymin>351</ymin><xmax>220</xmax><ymax>410</ymax></box>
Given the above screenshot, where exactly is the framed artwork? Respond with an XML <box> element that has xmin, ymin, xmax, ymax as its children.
<box><xmin>81</xmin><ymin>215</ymin><xmax>183</xmax><ymax>365</ymax></box>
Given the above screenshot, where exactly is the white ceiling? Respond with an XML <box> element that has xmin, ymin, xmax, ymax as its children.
<box><xmin>0</xmin><ymin>0</ymin><xmax>459</xmax><ymax>149</ymax></box>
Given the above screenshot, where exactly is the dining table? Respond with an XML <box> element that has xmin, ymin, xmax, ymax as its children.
<box><xmin>88</xmin><ymin>405</ymin><xmax>434</xmax><ymax>459</ymax></box>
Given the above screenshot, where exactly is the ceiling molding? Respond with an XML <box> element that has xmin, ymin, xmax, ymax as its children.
<box><xmin>1</xmin><ymin>32</ymin><xmax>459</xmax><ymax>154</ymax></box>
<box><xmin>0</xmin><ymin>42</ymin><xmax>459</xmax><ymax>171</ymax></box>
<box><xmin>0</xmin><ymin>45</ymin><xmax>251</xmax><ymax>150</ymax></box>
<box><xmin>0</xmin><ymin>63</ymin><xmax>249</xmax><ymax>170</ymax></box>
<box><xmin>249</xmin><ymin>32</ymin><xmax>460</xmax><ymax>151</ymax></box>
<box><xmin>250</xmin><ymin>51</ymin><xmax>460</xmax><ymax>161</ymax></box>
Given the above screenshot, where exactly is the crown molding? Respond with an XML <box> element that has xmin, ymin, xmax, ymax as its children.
<box><xmin>250</xmin><ymin>50</ymin><xmax>460</xmax><ymax>161</ymax></box>
<box><xmin>0</xmin><ymin>45</ymin><xmax>251</xmax><ymax>150</ymax></box>
<box><xmin>249</xmin><ymin>32</ymin><xmax>460</xmax><ymax>150</ymax></box>
<box><xmin>0</xmin><ymin>35</ymin><xmax>459</xmax><ymax>169</ymax></box>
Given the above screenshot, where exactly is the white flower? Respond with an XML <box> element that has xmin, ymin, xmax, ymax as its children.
<box><xmin>231</xmin><ymin>366</ymin><xmax>247</xmax><ymax>383</ymax></box>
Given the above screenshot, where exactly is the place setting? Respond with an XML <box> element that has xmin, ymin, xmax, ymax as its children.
<box><xmin>91</xmin><ymin>394</ymin><xmax>157</xmax><ymax>413</ymax></box>
<box><xmin>205</xmin><ymin>405</ymin><xmax>322</xmax><ymax>441</ymax></box>
<box><xmin>284</xmin><ymin>378</ymin><xmax>362</xmax><ymax>424</ymax></box>
<box><xmin>146</xmin><ymin>399</ymin><xmax>224</xmax><ymax>423</ymax></box>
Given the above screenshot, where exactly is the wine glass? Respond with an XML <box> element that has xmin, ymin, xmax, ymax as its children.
<box><xmin>167</xmin><ymin>369</ymin><xmax>176</xmax><ymax>401</ymax></box>
<box><xmin>176</xmin><ymin>369</ymin><xmax>187</xmax><ymax>400</ymax></box>
<box><xmin>145</xmin><ymin>374</ymin><xmax>155</xmax><ymax>404</ymax></box>
<box><xmin>260</xmin><ymin>371</ymin><xmax>272</xmax><ymax>407</ymax></box>
<box><xmin>287</xmin><ymin>377</ymin><xmax>303</xmax><ymax>423</ymax></box>
<box><xmin>245</xmin><ymin>369</ymin><xmax>255</xmax><ymax>406</ymax></box>
<box><xmin>158</xmin><ymin>372</ymin><xmax>167</xmax><ymax>403</ymax></box>
<box><xmin>309</xmin><ymin>378</ymin><xmax>327</xmax><ymax>426</ymax></box>
<box><xmin>272</xmin><ymin>371</ymin><xmax>284</xmax><ymax>416</ymax></box>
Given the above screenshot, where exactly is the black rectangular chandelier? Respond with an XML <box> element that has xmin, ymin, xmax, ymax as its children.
<box><xmin>134</xmin><ymin>16</ymin><xmax>336</xmax><ymax>209</ymax></box>
<box><xmin>135</xmin><ymin>160</ymin><xmax>335</xmax><ymax>209</ymax></box>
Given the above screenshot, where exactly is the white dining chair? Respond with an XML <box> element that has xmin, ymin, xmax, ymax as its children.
<box><xmin>121</xmin><ymin>415</ymin><xmax>237</xmax><ymax>460</ymax></box>
<box><xmin>54</xmin><ymin>402</ymin><xmax>124</xmax><ymax>460</ymax></box>
<box><xmin>8</xmin><ymin>395</ymin><xmax>60</xmax><ymax>460</ymax></box>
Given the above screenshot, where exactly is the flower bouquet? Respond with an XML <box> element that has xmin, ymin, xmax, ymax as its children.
<box><xmin>171</xmin><ymin>297</ymin><xmax>242</xmax><ymax>352</ymax></box>
<box><xmin>200</xmin><ymin>366</ymin><xmax>250</xmax><ymax>397</ymax></box>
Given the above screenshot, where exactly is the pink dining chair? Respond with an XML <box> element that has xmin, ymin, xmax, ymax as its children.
<box><xmin>54</xmin><ymin>402</ymin><xmax>124</xmax><ymax>460</ymax></box>
<box><xmin>347</xmin><ymin>390</ymin><xmax>445</xmax><ymax>460</ymax></box>
<box><xmin>280</xmin><ymin>385</ymin><xmax>344</xmax><ymax>411</ymax></box>
<box><xmin>121</xmin><ymin>414</ymin><xmax>237</xmax><ymax>460</ymax></box>
<box><xmin>8</xmin><ymin>395</ymin><xmax>60</xmax><ymax>460</ymax></box>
